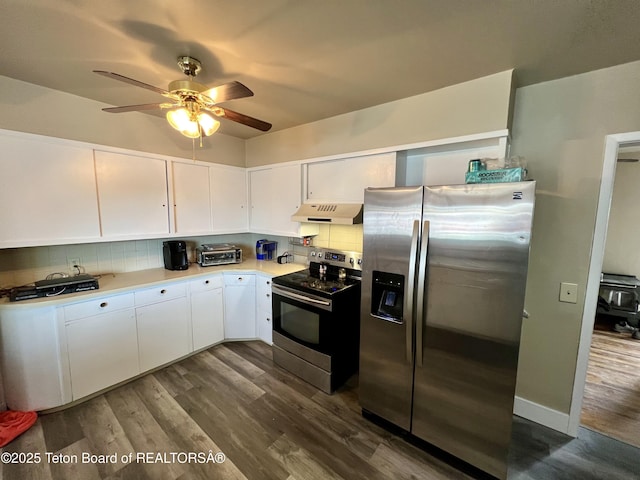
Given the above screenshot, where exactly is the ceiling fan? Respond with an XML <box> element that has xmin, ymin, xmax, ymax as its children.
<box><xmin>94</xmin><ymin>56</ymin><xmax>272</xmax><ymax>139</ymax></box>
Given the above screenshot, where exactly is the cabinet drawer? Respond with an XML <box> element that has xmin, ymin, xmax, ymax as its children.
<box><xmin>64</xmin><ymin>293</ymin><xmax>135</xmax><ymax>322</ymax></box>
<box><xmin>224</xmin><ymin>274</ymin><xmax>255</xmax><ymax>286</ymax></box>
<box><xmin>135</xmin><ymin>283</ymin><xmax>187</xmax><ymax>306</ymax></box>
<box><xmin>189</xmin><ymin>275</ymin><xmax>223</xmax><ymax>293</ymax></box>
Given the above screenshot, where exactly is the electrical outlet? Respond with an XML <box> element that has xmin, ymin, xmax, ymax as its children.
<box><xmin>559</xmin><ymin>282</ymin><xmax>578</xmax><ymax>304</ymax></box>
<box><xmin>67</xmin><ymin>257</ymin><xmax>80</xmax><ymax>271</ymax></box>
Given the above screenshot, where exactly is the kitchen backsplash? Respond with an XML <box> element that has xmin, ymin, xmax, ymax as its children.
<box><xmin>0</xmin><ymin>224</ymin><xmax>363</xmax><ymax>288</ymax></box>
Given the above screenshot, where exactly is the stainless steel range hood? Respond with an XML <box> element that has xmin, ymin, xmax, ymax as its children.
<box><xmin>291</xmin><ymin>203</ymin><xmax>363</xmax><ymax>225</ymax></box>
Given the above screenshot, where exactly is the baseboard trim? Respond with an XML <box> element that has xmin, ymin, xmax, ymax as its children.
<box><xmin>513</xmin><ymin>396</ymin><xmax>571</xmax><ymax>436</ymax></box>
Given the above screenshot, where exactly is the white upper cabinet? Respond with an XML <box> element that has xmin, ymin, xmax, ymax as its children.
<box><xmin>0</xmin><ymin>133</ymin><xmax>101</xmax><ymax>247</ymax></box>
<box><xmin>210</xmin><ymin>164</ymin><xmax>248</xmax><ymax>233</ymax></box>
<box><xmin>95</xmin><ymin>151</ymin><xmax>170</xmax><ymax>239</ymax></box>
<box><xmin>171</xmin><ymin>161</ymin><xmax>212</xmax><ymax>234</ymax></box>
<box><xmin>305</xmin><ymin>152</ymin><xmax>397</xmax><ymax>203</ymax></box>
<box><xmin>249</xmin><ymin>163</ymin><xmax>318</xmax><ymax>237</ymax></box>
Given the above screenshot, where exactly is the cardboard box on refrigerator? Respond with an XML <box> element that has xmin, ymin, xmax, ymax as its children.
<box><xmin>465</xmin><ymin>167</ymin><xmax>528</xmax><ymax>184</ymax></box>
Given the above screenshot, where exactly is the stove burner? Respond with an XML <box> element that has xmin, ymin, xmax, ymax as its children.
<box><xmin>272</xmin><ymin>248</ymin><xmax>362</xmax><ymax>298</ymax></box>
<box><xmin>300</xmin><ymin>276</ymin><xmax>348</xmax><ymax>293</ymax></box>
<box><xmin>274</xmin><ymin>269</ymin><xmax>359</xmax><ymax>297</ymax></box>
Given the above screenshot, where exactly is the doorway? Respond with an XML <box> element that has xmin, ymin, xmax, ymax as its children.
<box><xmin>569</xmin><ymin>132</ymin><xmax>640</xmax><ymax>441</ymax></box>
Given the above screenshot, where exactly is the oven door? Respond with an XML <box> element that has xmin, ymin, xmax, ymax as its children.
<box><xmin>272</xmin><ymin>284</ymin><xmax>334</xmax><ymax>355</ymax></box>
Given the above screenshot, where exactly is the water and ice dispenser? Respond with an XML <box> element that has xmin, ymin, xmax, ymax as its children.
<box><xmin>371</xmin><ymin>271</ymin><xmax>405</xmax><ymax>323</ymax></box>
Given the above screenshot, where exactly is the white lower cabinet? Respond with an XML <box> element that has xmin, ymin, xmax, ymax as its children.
<box><xmin>135</xmin><ymin>285</ymin><xmax>191</xmax><ymax>372</ymax></box>
<box><xmin>190</xmin><ymin>276</ymin><xmax>225</xmax><ymax>350</ymax></box>
<box><xmin>223</xmin><ymin>274</ymin><xmax>256</xmax><ymax>339</ymax></box>
<box><xmin>256</xmin><ymin>274</ymin><xmax>273</xmax><ymax>344</ymax></box>
<box><xmin>0</xmin><ymin>306</ymin><xmax>68</xmax><ymax>411</ymax></box>
<box><xmin>65</xmin><ymin>307</ymin><xmax>139</xmax><ymax>400</ymax></box>
<box><xmin>0</xmin><ymin>268</ymin><xmax>305</xmax><ymax>411</ymax></box>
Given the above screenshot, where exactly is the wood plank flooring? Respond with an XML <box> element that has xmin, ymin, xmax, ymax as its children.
<box><xmin>581</xmin><ymin>322</ymin><xmax>640</xmax><ymax>448</ymax></box>
<box><xmin>1</xmin><ymin>341</ymin><xmax>639</xmax><ymax>480</ymax></box>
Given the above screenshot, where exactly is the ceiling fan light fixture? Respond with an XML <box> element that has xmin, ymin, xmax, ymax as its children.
<box><xmin>198</xmin><ymin>112</ymin><xmax>220</xmax><ymax>136</ymax></box>
<box><xmin>166</xmin><ymin>108</ymin><xmax>200</xmax><ymax>138</ymax></box>
<box><xmin>95</xmin><ymin>55</ymin><xmax>272</xmax><ymax>137</ymax></box>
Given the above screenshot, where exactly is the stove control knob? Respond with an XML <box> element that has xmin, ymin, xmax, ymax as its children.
<box><xmin>349</xmin><ymin>258</ymin><xmax>354</xmax><ymax>265</ymax></box>
<box><xmin>318</xmin><ymin>253</ymin><xmax>323</xmax><ymax>259</ymax></box>
<box><xmin>358</xmin><ymin>259</ymin><xmax>362</xmax><ymax>265</ymax></box>
<box><xmin>311</xmin><ymin>251</ymin><xmax>316</xmax><ymax>257</ymax></box>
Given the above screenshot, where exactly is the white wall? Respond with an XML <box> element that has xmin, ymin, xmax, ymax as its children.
<box><xmin>510</xmin><ymin>60</ymin><xmax>640</xmax><ymax>415</ymax></box>
<box><xmin>0</xmin><ymin>76</ymin><xmax>246</xmax><ymax>167</ymax></box>
<box><xmin>602</xmin><ymin>161</ymin><xmax>640</xmax><ymax>275</ymax></box>
<box><xmin>246</xmin><ymin>70</ymin><xmax>514</xmax><ymax>166</ymax></box>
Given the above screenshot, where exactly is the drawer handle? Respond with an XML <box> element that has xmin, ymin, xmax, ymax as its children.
<box><xmin>266</xmin><ymin>281</ymin><xmax>271</xmax><ymax>285</ymax></box>
<box><xmin>100</xmin><ymin>302</ymin><xmax>108</xmax><ymax>308</ymax></box>
<box><xmin>238</xmin><ymin>277</ymin><xmax>243</xmax><ymax>281</ymax></box>
<box><xmin>205</xmin><ymin>280</ymin><xmax>210</xmax><ymax>284</ymax></box>
<box><xmin>160</xmin><ymin>289</ymin><xmax>167</xmax><ymax>294</ymax></box>
<box><xmin>267</xmin><ymin>317</ymin><xmax>271</xmax><ymax>322</ymax></box>
<box><xmin>266</xmin><ymin>293</ymin><xmax>270</xmax><ymax>297</ymax></box>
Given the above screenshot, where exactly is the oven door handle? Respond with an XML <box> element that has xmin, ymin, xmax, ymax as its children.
<box><xmin>272</xmin><ymin>285</ymin><xmax>332</xmax><ymax>308</ymax></box>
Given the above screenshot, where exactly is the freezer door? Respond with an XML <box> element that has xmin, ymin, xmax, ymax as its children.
<box><xmin>411</xmin><ymin>182</ymin><xmax>535</xmax><ymax>480</ymax></box>
<box><xmin>359</xmin><ymin>186</ymin><xmax>423</xmax><ymax>431</ymax></box>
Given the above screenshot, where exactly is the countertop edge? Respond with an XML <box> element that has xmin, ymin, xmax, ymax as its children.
<box><xmin>0</xmin><ymin>260</ymin><xmax>306</xmax><ymax>310</ymax></box>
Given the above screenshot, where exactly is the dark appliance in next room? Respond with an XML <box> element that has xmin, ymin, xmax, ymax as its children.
<box><xmin>360</xmin><ymin>182</ymin><xmax>536</xmax><ymax>480</ymax></box>
<box><xmin>271</xmin><ymin>248</ymin><xmax>362</xmax><ymax>394</ymax></box>
<box><xmin>163</xmin><ymin>240</ymin><xmax>188</xmax><ymax>271</ymax></box>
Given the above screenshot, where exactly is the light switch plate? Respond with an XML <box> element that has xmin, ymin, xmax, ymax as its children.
<box><xmin>559</xmin><ymin>282</ymin><xmax>578</xmax><ymax>304</ymax></box>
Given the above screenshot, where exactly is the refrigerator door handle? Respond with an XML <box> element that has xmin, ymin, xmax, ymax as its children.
<box><xmin>405</xmin><ymin>220</ymin><xmax>419</xmax><ymax>364</ymax></box>
<box><xmin>415</xmin><ymin>220</ymin><xmax>429</xmax><ymax>367</ymax></box>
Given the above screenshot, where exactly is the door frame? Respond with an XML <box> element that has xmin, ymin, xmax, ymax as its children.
<box><xmin>567</xmin><ymin>131</ymin><xmax>640</xmax><ymax>436</ymax></box>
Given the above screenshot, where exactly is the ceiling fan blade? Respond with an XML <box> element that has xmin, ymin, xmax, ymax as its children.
<box><xmin>201</xmin><ymin>81</ymin><xmax>254</xmax><ymax>103</ymax></box>
<box><xmin>94</xmin><ymin>70</ymin><xmax>168</xmax><ymax>96</ymax></box>
<box><xmin>102</xmin><ymin>103</ymin><xmax>170</xmax><ymax>113</ymax></box>
<box><xmin>210</xmin><ymin>106</ymin><xmax>272</xmax><ymax>132</ymax></box>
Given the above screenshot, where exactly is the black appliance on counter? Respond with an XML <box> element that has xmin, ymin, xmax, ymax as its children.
<box><xmin>271</xmin><ymin>248</ymin><xmax>362</xmax><ymax>394</ymax></box>
<box><xmin>9</xmin><ymin>274</ymin><xmax>99</xmax><ymax>301</ymax></box>
<box><xmin>163</xmin><ymin>240</ymin><xmax>188</xmax><ymax>271</ymax></box>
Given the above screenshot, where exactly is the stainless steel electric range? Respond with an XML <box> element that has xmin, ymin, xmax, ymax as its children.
<box><xmin>271</xmin><ymin>248</ymin><xmax>362</xmax><ymax>394</ymax></box>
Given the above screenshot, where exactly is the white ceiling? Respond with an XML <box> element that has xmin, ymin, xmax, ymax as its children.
<box><xmin>3</xmin><ymin>0</ymin><xmax>640</xmax><ymax>139</ymax></box>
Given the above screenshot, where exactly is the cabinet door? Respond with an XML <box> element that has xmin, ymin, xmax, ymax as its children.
<box><xmin>172</xmin><ymin>161</ymin><xmax>212</xmax><ymax>234</ymax></box>
<box><xmin>191</xmin><ymin>288</ymin><xmax>224</xmax><ymax>350</ymax></box>
<box><xmin>224</xmin><ymin>275</ymin><xmax>256</xmax><ymax>339</ymax></box>
<box><xmin>306</xmin><ymin>152</ymin><xmax>396</xmax><ymax>203</ymax></box>
<box><xmin>136</xmin><ymin>297</ymin><xmax>190</xmax><ymax>372</ymax></box>
<box><xmin>256</xmin><ymin>275</ymin><xmax>273</xmax><ymax>344</ymax></box>
<box><xmin>210</xmin><ymin>165</ymin><xmax>248</xmax><ymax>232</ymax></box>
<box><xmin>95</xmin><ymin>150</ymin><xmax>170</xmax><ymax>238</ymax></box>
<box><xmin>0</xmin><ymin>306</ymin><xmax>69</xmax><ymax>411</ymax></box>
<box><xmin>66</xmin><ymin>309</ymin><xmax>139</xmax><ymax>400</ymax></box>
<box><xmin>249</xmin><ymin>164</ymin><xmax>303</xmax><ymax>236</ymax></box>
<box><xmin>0</xmin><ymin>133</ymin><xmax>100</xmax><ymax>247</ymax></box>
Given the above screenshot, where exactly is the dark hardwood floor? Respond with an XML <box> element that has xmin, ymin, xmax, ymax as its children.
<box><xmin>2</xmin><ymin>341</ymin><xmax>639</xmax><ymax>480</ymax></box>
<box><xmin>581</xmin><ymin>320</ymin><xmax>640</xmax><ymax>449</ymax></box>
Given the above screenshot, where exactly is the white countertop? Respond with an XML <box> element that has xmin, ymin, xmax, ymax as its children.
<box><xmin>0</xmin><ymin>260</ymin><xmax>307</xmax><ymax>309</ymax></box>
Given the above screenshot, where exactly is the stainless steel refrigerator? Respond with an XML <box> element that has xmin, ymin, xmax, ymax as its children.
<box><xmin>359</xmin><ymin>182</ymin><xmax>535</xmax><ymax>480</ymax></box>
